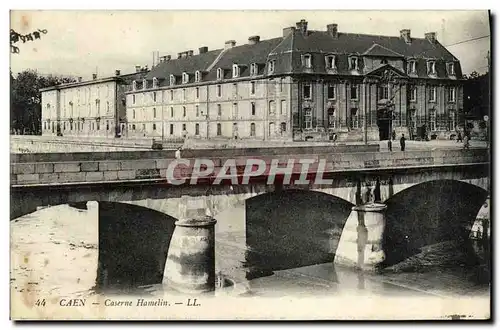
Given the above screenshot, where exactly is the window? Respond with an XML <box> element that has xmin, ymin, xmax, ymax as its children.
<box><xmin>268</xmin><ymin>60</ymin><xmax>275</xmax><ymax>74</ymax></box>
<box><xmin>142</xmin><ymin>123</ymin><xmax>146</xmax><ymax>131</ymax></box>
<box><xmin>350</xmin><ymin>108</ymin><xmax>359</xmax><ymax>129</ymax></box>
<box><xmin>196</xmin><ymin>105</ymin><xmax>199</xmax><ymax>117</ymax></box>
<box><xmin>70</xmin><ymin>122</ymin><xmax>73</xmax><ymax>131</ymax></box>
<box><xmin>280</xmin><ymin>122</ymin><xmax>286</xmax><ymax>135</ymax></box>
<box><xmin>378</xmin><ymin>85</ymin><xmax>389</xmax><ymax>100</ymax></box>
<box><xmin>132</xmin><ymin>124</ymin><xmax>136</xmax><ymax>130</ymax></box>
<box><xmin>304</xmin><ymin>108</ymin><xmax>312</xmax><ymax>129</ymax></box>
<box><xmin>280</xmin><ymin>100</ymin><xmax>286</xmax><ymax>115</ymax></box>
<box><xmin>153</xmin><ymin>77</ymin><xmax>158</xmax><ymax>88</ymax></box>
<box><xmin>232</xmin><ymin>83</ymin><xmax>238</xmax><ymax>97</ymax></box>
<box><xmin>449</xmin><ymin>111</ymin><xmax>456</xmax><ymax>131</ymax></box>
<box><xmin>232</xmin><ymin>64</ymin><xmax>239</xmax><ymax>78</ymax></box>
<box><xmin>250</xmin><ymin>81</ymin><xmax>256</xmax><ymax>95</ymax></box>
<box><xmin>142</xmin><ymin>79</ymin><xmax>147</xmax><ymax>90</ymax></box>
<box><xmin>303</xmin><ymin>54</ymin><xmax>312</xmax><ymax>68</ymax></box>
<box><xmin>195</xmin><ymin>123</ymin><xmax>199</xmax><ymax>135</ymax></box>
<box><xmin>182</xmin><ymin>123</ymin><xmax>186</xmax><ymax>132</ymax></box>
<box><xmin>328</xmin><ymin>108</ymin><xmax>336</xmax><ymax>128</ymax></box>
<box><xmin>44</xmin><ymin>122</ymin><xmax>47</xmax><ymax>130</ymax></box>
<box><xmin>132</xmin><ymin>95</ymin><xmax>136</xmax><ymax>104</ymax></box>
<box><xmin>217</xmin><ymin>104</ymin><xmax>222</xmax><ymax>116</ymax></box>
<box><xmin>327</xmin><ymin>84</ymin><xmax>336</xmax><ymax>99</ymax></box>
<box><xmin>170</xmin><ymin>75</ymin><xmax>176</xmax><ymax>86</ymax></box>
<box><xmin>153</xmin><ymin>92</ymin><xmax>157</xmax><ymax>102</ymax></box>
<box><xmin>153</xmin><ymin>123</ymin><xmax>156</xmax><ymax>130</ymax></box>
<box><xmin>448</xmin><ymin>87</ymin><xmax>456</xmax><ymax>102</ymax></box>
<box><xmin>250</xmin><ymin>123</ymin><xmax>256</xmax><ymax>136</ymax></box>
<box><xmin>303</xmin><ymin>84</ymin><xmax>312</xmax><ymax>99</ymax></box>
<box><xmin>217</xmin><ymin>85</ymin><xmax>221</xmax><ymax>97</ymax></box>
<box><xmin>196</xmin><ymin>87</ymin><xmax>200</xmax><ymax>99</ymax></box>
<box><xmin>106</xmin><ymin>101</ymin><xmax>110</xmax><ymax>113</ymax></box>
<box><xmin>153</xmin><ymin>108</ymin><xmax>156</xmax><ymax>118</ymax></box>
<box><xmin>280</xmin><ymin>78</ymin><xmax>284</xmax><ymax>92</ymax></box>
<box><xmin>232</xmin><ymin>123</ymin><xmax>238</xmax><ymax>136</ymax></box>
<box><xmin>170</xmin><ymin>90</ymin><xmax>173</xmax><ymax>101</ymax></box>
<box><xmin>269</xmin><ymin>122</ymin><xmax>275</xmax><ymax>137</ymax></box>
<box><xmin>217</xmin><ymin>68</ymin><xmax>223</xmax><ymax>80</ymax></box>
<box><xmin>217</xmin><ymin>123</ymin><xmax>222</xmax><ymax>136</ymax></box>
<box><xmin>170</xmin><ymin>107</ymin><xmax>174</xmax><ymax>117</ymax></box>
<box><xmin>232</xmin><ymin>103</ymin><xmax>238</xmax><ymax>118</ymax></box>
<box><xmin>183</xmin><ymin>106</ymin><xmax>186</xmax><ymax>117</ymax></box>
<box><xmin>269</xmin><ymin>100</ymin><xmax>276</xmax><ymax>116</ymax></box>
<box><xmin>169</xmin><ymin>124</ymin><xmax>174</xmax><ymax>135</ymax></box>
<box><xmin>132</xmin><ymin>81</ymin><xmax>137</xmax><ymax>91</ymax></box>
<box><xmin>133</xmin><ymin>109</ymin><xmax>136</xmax><ymax>119</ymax></box>
<box><xmin>349</xmin><ymin>56</ymin><xmax>359</xmax><ymax>70</ymax></box>
<box><xmin>182</xmin><ymin>72</ymin><xmax>189</xmax><ymax>84</ymax></box>
<box><xmin>350</xmin><ymin>85</ymin><xmax>358</xmax><ymax>100</ymax></box>
<box><xmin>182</xmin><ymin>89</ymin><xmax>186</xmax><ymax>101</ymax></box>
<box><xmin>409</xmin><ymin>85</ymin><xmax>417</xmax><ymax>101</ymax></box>
<box><xmin>429</xmin><ymin>86</ymin><xmax>436</xmax><ymax>102</ymax></box>
<box><xmin>251</xmin><ymin>102</ymin><xmax>256</xmax><ymax>116</ymax></box>
<box><xmin>250</xmin><ymin>63</ymin><xmax>257</xmax><ymax>76</ymax></box>
<box><xmin>429</xmin><ymin>111</ymin><xmax>437</xmax><ymax>131</ymax></box>
<box><xmin>447</xmin><ymin>63</ymin><xmax>455</xmax><ymax>75</ymax></box>
<box><xmin>195</xmin><ymin>71</ymin><xmax>201</xmax><ymax>82</ymax></box>
<box><xmin>427</xmin><ymin>61</ymin><xmax>436</xmax><ymax>75</ymax></box>
<box><xmin>325</xmin><ymin>55</ymin><xmax>336</xmax><ymax>69</ymax></box>
<box><xmin>97</xmin><ymin>122</ymin><xmax>100</xmax><ymax>131</ymax></box>
<box><xmin>407</xmin><ymin>60</ymin><xmax>417</xmax><ymax>74</ymax></box>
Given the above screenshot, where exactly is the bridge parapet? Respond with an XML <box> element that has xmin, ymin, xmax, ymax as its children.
<box><xmin>10</xmin><ymin>148</ymin><xmax>489</xmax><ymax>187</ymax></box>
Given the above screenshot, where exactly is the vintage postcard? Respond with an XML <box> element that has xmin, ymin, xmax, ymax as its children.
<box><xmin>10</xmin><ymin>10</ymin><xmax>491</xmax><ymax>320</ymax></box>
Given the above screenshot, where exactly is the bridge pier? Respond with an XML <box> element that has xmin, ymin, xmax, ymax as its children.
<box><xmin>334</xmin><ymin>202</ymin><xmax>387</xmax><ymax>271</ymax></box>
<box><xmin>163</xmin><ymin>197</ymin><xmax>217</xmax><ymax>294</ymax></box>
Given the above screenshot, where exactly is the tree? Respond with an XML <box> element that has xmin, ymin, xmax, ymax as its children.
<box><xmin>10</xmin><ymin>70</ymin><xmax>76</xmax><ymax>135</ymax></box>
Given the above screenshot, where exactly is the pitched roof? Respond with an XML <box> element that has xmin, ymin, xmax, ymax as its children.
<box><xmin>363</xmin><ymin>43</ymin><xmax>404</xmax><ymax>57</ymax></box>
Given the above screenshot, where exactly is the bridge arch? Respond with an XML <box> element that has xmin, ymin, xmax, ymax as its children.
<box><xmin>381</xmin><ymin>179</ymin><xmax>488</xmax><ymax>267</ymax></box>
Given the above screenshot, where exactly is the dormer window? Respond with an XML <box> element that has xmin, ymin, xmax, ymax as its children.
<box><xmin>427</xmin><ymin>60</ymin><xmax>436</xmax><ymax>75</ymax></box>
<box><xmin>268</xmin><ymin>60</ymin><xmax>276</xmax><ymax>74</ymax></box>
<box><xmin>195</xmin><ymin>71</ymin><xmax>201</xmax><ymax>82</ymax></box>
<box><xmin>132</xmin><ymin>80</ymin><xmax>137</xmax><ymax>91</ymax></box>
<box><xmin>447</xmin><ymin>62</ymin><xmax>455</xmax><ymax>76</ymax></box>
<box><xmin>407</xmin><ymin>60</ymin><xmax>417</xmax><ymax>74</ymax></box>
<box><xmin>381</xmin><ymin>58</ymin><xmax>388</xmax><ymax>65</ymax></box>
<box><xmin>302</xmin><ymin>54</ymin><xmax>312</xmax><ymax>68</ymax></box>
<box><xmin>325</xmin><ymin>55</ymin><xmax>336</xmax><ymax>70</ymax></box>
<box><xmin>232</xmin><ymin>64</ymin><xmax>240</xmax><ymax>78</ymax></box>
<box><xmin>169</xmin><ymin>74</ymin><xmax>176</xmax><ymax>86</ymax></box>
<box><xmin>152</xmin><ymin>77</ymin><xmax>158</xmax><ymax>88</ymax></box>
<box><xmin>349</xmin><ymin>56</ymin><xmax>359</xmax><ymax>70</ymax></box>
<box><xmin>182</xmin><ymin>72</ymin><xmax>189</xmax><ymax>84</ymax></box>
<box><xmin>250</xmin><ymin>63</ymin><xmax>258</xmax><ymax>76</ymax></box>
<box><xmin>217</xmin><ymin>68</ymin><xmax>223</xmax><ymax>80</ymax></box>
<box><xmin>142</xmin><ymin>79</ymin><xmax>147</xmax><ymax>90</ymax></box>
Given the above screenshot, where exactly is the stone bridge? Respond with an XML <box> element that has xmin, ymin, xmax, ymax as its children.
<box><xmin>10</xmin><ymin>146</ymin><xmax>490</xmax><ymax>287</ymax></box>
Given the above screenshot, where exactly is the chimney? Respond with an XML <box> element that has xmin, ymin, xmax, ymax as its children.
<box><xmin>296</xmin><ymin>19</ymin><xmax>308</xmax><ymax>35</ymax></box>
<box><xmin>115</xmin><ymin>70</ymin><xmax>121</xmax><ymax>76</ymax></box>
<box><xmin>92</xmin><ymin>73</ymin><xmax>97</xmax><ymax>80</ymax></box>
<box><xmin>283</xmin><ymin>26</ymin><xmax>296</xmax><ymax>37</ymax></box>
<box><xmin>224</xmin><ymin>40</ymin><xmax>236</xmax><ymax>49</ymax></box>
<box><xmin>177</xmin><ymin>52</ymin><xmax>183</xmax><ymax>59</ymax></box>
<box><xmin>400</xmin><ymin>29</ymin><xmax>411</xmax><ymax>44</ymax></box>
<box><xmin>327</xmin><ymin>24</ymin><xmax>338</xmax><ymax>39</ymax></box>
<box><xmin>78</xmin><ymin>77</ymin><xmax>82</xmax><ymax>82</ymax></box>
<box><xmin>144</xmin><ymin>65</ymin><xmax>149</xmax><ymax>71</ymax></box>
<box><xmin>199</xmin><ymin>46</ymin><xmax>208</xmax><ymax>54</ymax></box>
<box><xmin>135</xmin><ymin>65</ymin><xmax>141</xmax><ymax>73</ymax></box>
<box><xmin>166</xmin><ymin>55</ymin><xmax>171</xmax><ymax>61</ymax></box>
<box><xmin>248</xmin><ymin>35</ymin><xmax>260</xmax><ymax>45</ymax></box>
<box><xmin>425</xmin><ymin>32</ymin><xmax>437</xmax><ymax>43</ymax></box>
<box><xmin>187</xmin><ymin>50</ymin><xmax>194</xmax><ymax>56</ymax></box>
<box><xmin>181</xmin><ymin>52</ymin><xmax>188</xmax><ymax>58</ymax></box>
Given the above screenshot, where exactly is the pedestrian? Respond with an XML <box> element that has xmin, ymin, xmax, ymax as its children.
<box><xmin>388</xmin><ymin>139</ymin><xmax>392</xmax><ymax>152</ymax></box>
<box><xmin>400</xmin><ymin>134</ymin><xmax>406</xmax><ymax>151</ymax></box>
<box><xmin>457</xmin><ymin>131</ymin><xmax>463</xmax><ymax>143</ymax></box>
<box><xmin>175</xmin><ymin>147</ymin><xmax>182</xmax><ymax>159</ymax></box>
<box><xmin>392</xmin><ymin>130</ymin><xmax>396</xmax><ymax>141</ymax></box>
<box><xmin>332</xmin><ymin>133</ymin><xmax>337</xmax><ymax>143</ymax></box>
<box><xmin>463</xmin><ymin>134</ymin><xmax>470</xmax><ymax>150</ymax></box>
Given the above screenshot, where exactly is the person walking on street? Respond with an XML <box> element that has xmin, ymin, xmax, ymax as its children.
<box><xmin>400</xmin><ymin>134</ymin><xmax>406</xmax><ymax>151</ymax></box>
<box><xmin>175</xmin><ymin>147</ymin><xmax>182</xmax><ymax>159</ymax></box>
<box><xmin>387</xmin><ymin>139</ymin><xmax>392</xmax><ymax>152</ymax></box>
<box><xmin>463</xmin><ymin>134</ymin><xmax>470</xmax><ymax>150</ymax></box>
<box><xmin>457</xmin><ymin>131</ymin><xmax>463</xmax><ymax>143</ymax></box>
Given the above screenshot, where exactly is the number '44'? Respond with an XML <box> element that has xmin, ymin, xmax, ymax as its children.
<box><xmin>35</xmin><ymin>299</ymin><xmax>46</xmax><ymax>307</ymax></box>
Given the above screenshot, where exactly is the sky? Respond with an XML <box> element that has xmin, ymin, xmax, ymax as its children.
<box><xmin>9</xmin><ymin>10</ymin><xmax>491</xmax><ymax>79</ymax></box>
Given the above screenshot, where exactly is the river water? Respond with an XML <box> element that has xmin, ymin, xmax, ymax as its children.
<box><xmin>10</xmin><ymin>201</ymin><xmax>490</xmax><ymax>304</ymax></box>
